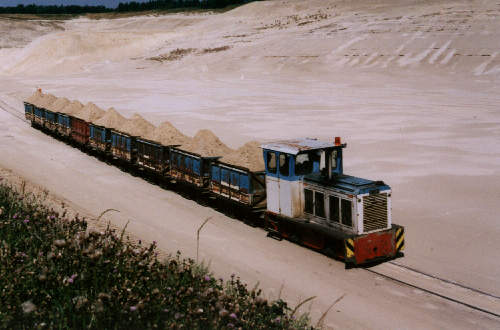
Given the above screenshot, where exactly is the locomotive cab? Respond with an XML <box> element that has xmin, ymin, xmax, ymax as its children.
<box><xmin>262</xmin><ymin>138</ymin><xmax>404</xmax><ymax>265</ymax></box>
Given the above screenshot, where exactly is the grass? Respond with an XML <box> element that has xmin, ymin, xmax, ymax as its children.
<box><xmin>0</xmin><ymin>180</ymin><xmax>313</xmax><ymax>329</ymax></box>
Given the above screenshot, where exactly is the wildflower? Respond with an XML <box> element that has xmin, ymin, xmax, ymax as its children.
<box><xmin>67</xmin><ymin>274</ymin><xmax>77</xmax><ymax>284</ymax></box>
<box><xmin>130</xmin><ymin>306</ymin><xmax>137</xmax><ymax>312</ymax></box>
<box><xmin>163</xmin><ymin>308</ymin><xmax>169</xmax><ymax>313</ymax></box>
<box><xmin>174</xmin><ymin>312</ymin><xmax>182</xmax><ymax>320</ymax></box>
<box><xmin>227</xmin><ymin>323</ymin><xmax>234</xmax><ymax>328</ymax></box>
<box><xmin>230</xmin><ymin>313</ymin><xmax>238</xmax><ymax>319</ymax></box>
<box><xmin>21</xmin><ymin>300</ymin><xmax>36</xmax><ymax>314</ymax></box>
<box><xmin>274</xmin><ymin>316</ymin><xmax>281</xmax><ymax>323</ymax></box>
<box><xmin>23</xmin><ymin>219</ymin><xmax>29</xmax><ymax>224</ymax></box>
<box><xmin>219</xmin><ymin>309</ymin><xmax>229</xmax><ymax>317</ymax></box>
<box><xmin>13</xmin><ymin>213</ymin><xmax>17</xmax><ymax>219</ymax></box>
<box><xmin>50</xmin><ymin>215</ymin><xmax>55</xmax><ymax>220</ymax></box>
<box><xmin>204</xmin><ymin>275</ymin><xmax>211</xmax><ymax>282</ymax></box>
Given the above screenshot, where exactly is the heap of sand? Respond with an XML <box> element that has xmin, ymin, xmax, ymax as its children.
<box><xmin>33</xmin><ymin>93</ymin><xmax>57</xmax><ymax>109</ymax></box>
<box><xmin>120</xmin><ymin>113</ymin><xmax>155</xmax><ymax>137</ymax></box>
<box><xmin>146</xmin><ymin>121</ymin><xmax>191</xmax><ymax>146</ymax></box>
<box><xmin>47</xmin><ymin>97</ymin><xmax>70</xmax><ymax>113</ymax></box>
<box><xmin>220</xmin><ymin>141</ymin><xmax>265</xmax><ymax>172</ymax></box>
<box><xmin>93</xmin><ymin>107</ymin><xmax>128</xmax><ymax>130</ymax></box>
<box><xmin>74</xmin><ymin>102</ymin><xmax>105</xmax><ymax>122</ymax></box>
<box><xmin>180</xmin><ymin>129</ymin><xmax>233</xmax><ymax>157</ymax></box>
<box><xmin>25</xmin><ymin>90</ymin><xmax>43</xmax><ymax>105</ymax></box>
<box><xmin>60</xmin><ymin>100</ymin><xmax>84</xmax><ymax>115</ymax></box>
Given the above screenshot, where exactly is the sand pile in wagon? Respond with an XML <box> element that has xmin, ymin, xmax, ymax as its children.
<box><xmin>120</xmin><ymin>113</ymin><xmax>155</xmax><ymax>137</ymax></box>
<box><xmin>47</xmin><ymin>97</ymin><xmax>70</xmax><ymax>113</ymax></box>
<box><xmin>146</xmin><ymin>121</ymin><xmax>191</xmax><ymax>146</ymax></box>
<box><xmin>221</xmin><ymin>141</ymin><xmax>264</xmax><ymax>172</ymax></box>
<box><xmin>93</xmin><ymin>107</ymin><xmax>128</xmax><ymax>130</ymax></box>
<box><xmin>25</xmin><ymin>90</ymin><xmax>43</xmax><ymax>105</ymax></box>
<box><xmin>180</xmin><ymin>129</ymin><xmax>233</xmax><ymax>157</ymax></box>
<box><xmin>33</xmin><ymin>93</ymin><xmax>57</xmax><ymax>109</ymax></box>
<box><xmin>60</xmin><ymin>100</ymin><xmax>84</xmax><ymax>115</ymax></box>
<box><xmin>74</xmin><ymin>102</ymin><xmax>105</xmax><ymax>122</ymax></box>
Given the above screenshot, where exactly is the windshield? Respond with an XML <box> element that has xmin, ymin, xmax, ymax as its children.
<box><xmin>295</xmin><ymin>152</ymin><xmax>320</xmax><ymax>175</ymax></box>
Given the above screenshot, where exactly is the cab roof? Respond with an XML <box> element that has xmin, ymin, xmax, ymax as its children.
<box><xmin>261</xmin><ymin>138</ymin><xmax>346</xmax><ymax>155</ymax></box>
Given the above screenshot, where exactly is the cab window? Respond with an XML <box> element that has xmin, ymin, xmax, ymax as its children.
<box><xmin>304</xmin><ymin>189</ymin><xmax>313</xmax><ymax>214</ymax></box>
<box><xmin>295</xmin><ymin>153</ymin><xmax>312</xmax><ymax>175</ymax></box>
<box><xmin>279</xmin><ymin>154</ymin><xmax>289</xmax><ymax>176</ymax></box>
<box><xmin>329</xmin><ymin>196</ymin><xmax>340</xmax><ymax>223</ymax></box>
<box><xmin>267</xmin><ymin>151</ymin><xmax>277</xmax><ymax>174</ymax></box>
<box><xmin>341</xmin><ymin>199</ymin><xmax>352</xmax><ymax>227</ymax></box>
<box><xmin>330</xmin><ymin>150</ymin><xmax>338</xmax><ymax>170</ymax></box>
<box><xmin>315</xmin><ymin>191</ymin><xmax>325</xmax><ymax>218</ymax></box>
<box><xmin>295</xmin><ymin>152</ymin><xmax>321</xmax><ymax>175</ymax></box>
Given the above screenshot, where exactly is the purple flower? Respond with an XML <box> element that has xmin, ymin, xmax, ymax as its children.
<box><xmin>68</xmin><ymin>278</ymin><xmax>74</xmax><ymax>284</ymax></box>
<box><xmin>130</xmin><ymin>306</ymin><xmax>137</xmax><ymax>312</ymax></box>
<box><xmin>13</xmin><ymin>214</ymin><xmax>17</xmax><ymax>219</ymax></box>
<box><xmin>229</xmin><ymin>313</ymin><xmax>237</xmax><ymax>319</ymax></box>
<box><xmin>174</xmin><ymin>312</ymin><xmax>181</xmax><ymax>320</ymax></box>
<box><xmin>274</xmin><ymin>316</ymin><xmax>281</xmax><ymax>323</ymax></box>
<box><xmin>23</xmin><ymin>219</ymin><xmax>29</xmax><ymax>224</ymax></box>
<box><xmin>50</xmin><ymin>215</ymin><xmax>55</xmax><ymax>220</ymax></box>
<box><xmin>163</xmin><ymin>308</ymin><xmax>169</xmax><ymax>313</ymax></box>
<box><xmin>204</xmin><ymin>275</ymin><xmax>211</xmax><ymax>282</ymax></box>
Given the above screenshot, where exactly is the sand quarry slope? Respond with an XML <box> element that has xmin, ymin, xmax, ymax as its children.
<box><xmin>0</xmin><ymin>0</ymin><xmax>500</xmax><ymax>328</ymax></box>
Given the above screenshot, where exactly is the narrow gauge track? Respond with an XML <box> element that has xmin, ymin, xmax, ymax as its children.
<box><xmin>364</xmin><ymin>266</ymin><xmax>500</xmax><ymax>318</ymax></box>
<box><xmin>0</xmin><ymin>99</ymin><xmax>27</xmax><ymax>122</ymax></box>
<box><xmin>1</xmin><ymin>102</ymin><xmax>499</xmax><ymax>320</ymax></box>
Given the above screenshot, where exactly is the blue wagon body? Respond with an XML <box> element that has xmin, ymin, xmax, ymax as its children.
<box><xmin>89</xmin><ymin>124</ymin><xmax>111</xmax><ymax>153</ymax></box>
<box><xmin>24</xmin><ymin>102</ymin><xmax>34</xmax><ymax>121</ymax></box>
<box><xmin>136</xmin><ymin>138</ymin><xmax>170</xmax><ymax>174</ymax></box>
<box><xmin>44</xmin><ymin>109</ymin><xmax>58</xmax><ymax>132</ymax></box>
<box><xmin>33</xmin><ymin>107</ymin><xmax>45</xmax><ymax>127</ymax></box>
<box><xmin>57</xmin><ymin>113</ymin><xmax>71</xmax><ymax>137</ymax></box>
<box><xmin>111</xmin><ymin>130</ymin><xmax>136</xmax><ymax>162</ymax></box>
<box><xmin>210</xmin><ymin>162</ymin><xmax>266</xmax><ymax>209</ymax></box>
<box><xmin>169</xmin><ymin>148</ymin><xmax>216</xmax><ymax>188</ymax></box>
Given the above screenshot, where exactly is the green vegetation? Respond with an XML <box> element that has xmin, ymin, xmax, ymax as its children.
<box><xmin>0</xmin><ymin>0</ymin><xmax>261</xmax><ymax>15</ymax></box>
<box><xmin>0</xmin><ymin>180</ymin><xmax>312</xmax><ymax>329</ymax></box>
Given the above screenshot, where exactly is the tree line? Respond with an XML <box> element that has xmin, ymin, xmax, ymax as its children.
<box><xmin>0</xmin><ymin>0</ymin><xmax>258</xmax><ymax>15</ymax></box>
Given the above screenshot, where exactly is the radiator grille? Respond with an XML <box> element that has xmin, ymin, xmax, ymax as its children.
<box><xmin>363</xmin><ymin>193</ymin><xmax>388</xmax><ymax>232</ymax></box>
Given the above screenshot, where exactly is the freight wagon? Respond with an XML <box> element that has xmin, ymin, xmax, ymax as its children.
<box><xmin>136</xmin><ymin>138</ymin><xmax>170</xmax><ymax>174</ymax></box>
<box><xmin>70</xmin><ymin>117</ymin><xmax>90</xmax><ymax>146</ymax></box>
<box><xmin>89</xmin><ymin>124</ymin><xmax>111</xmax><ymax>153</ymax></box>
<box><xmin>210</xmin><ymin>162</ymin><xmax>266</xmax><ymax>213</ymax></box>
<box><xmin>57</xmin><ymin>114</ymin><xmax>71</xmax><ymax>137</ymax></box>
<box><xmin>43</xmin><ymin>109</ymin><xmax>58</xmax><ymax>133</ymax></box>
<box><xmin>24</xmin><ymin>102</ymin><xmax>33</xmax><ymax>121</ymax></box>
<box><xmin>169</xmin><ymin>148</ymin><xmax>218</xmax><ymax>188</ymax></box>
<box><xmin>33</xmin><ymin>106</ymin><xmax>45</xmax><ymax>127</ymax></box>
<box><xmin>111</xmin><ymin>130</ymin><xmax>136</xmax><ymax>163</ymax></box>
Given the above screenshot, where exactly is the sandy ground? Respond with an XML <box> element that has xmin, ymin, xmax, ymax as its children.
<box><xmin>1</xmin><ymin>0</ymin><xmax>500</xmax><ymax>328</ymax></box>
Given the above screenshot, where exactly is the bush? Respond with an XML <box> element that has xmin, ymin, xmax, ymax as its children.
<box><xmin>0</xmin><ymin>181</ymin><xmax>312</xmax><ymax>329</ymax></box>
